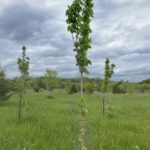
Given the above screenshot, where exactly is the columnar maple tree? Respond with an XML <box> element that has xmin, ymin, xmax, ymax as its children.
<box><xmin>66</xmin><ymin>0</ymin><xmax>94</xmax><ymax>149</ymax></box>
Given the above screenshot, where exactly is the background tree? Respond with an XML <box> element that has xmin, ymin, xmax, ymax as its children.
<box><xmin>64</xmin><ymin>79</ymin><xmax>71</xmax><ymax>92</ymax></box>
<box><xmin>17</xmin><ymin>46</ymin><xmax>30</xmax><ymax>122</ymax></box>
<box><xmin>84</xmin><ymin>80</ymin><xmax>95</xmax><ymax>94</ymax></box>
<box><xmin>66</xmin><ymin>0</ymin><xmax>94</xmax><ymax>149</ymax></box>
<box><xmin>0</xmin><ymin>66</ymin><xmax>13</xmax><ymax>101</ymax></box>
<box><xmin>31</xmin><ymin>77</ymin><xmax>46</xmax><ymax>92</ymax></box>
<box><xmin>102</xmin><ymin>58</ymin><xmax>115</xmax><ymax>115</ymax></box>
<box><xmin>44</xmin><ymin>69</ymin><xmax>58</xmax><ymax>91</ymax></box>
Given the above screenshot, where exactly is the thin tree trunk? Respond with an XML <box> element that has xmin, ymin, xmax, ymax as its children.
<box><xmin>103</xmin><ymin>95</ymin><xmax>105</xmax><ymax>115</ymax></box>
<box><xmin>22</xmin><ymin>77</ymin><xmax>27</xmax><ymax>113</ymax></box>
<box><xmin>79</xmin><ymin>72</ymin><xmax>86</xmax><ymax>150</ymax></box>
<box><xmin>81</xmin><ymin>73</ymin><xmax>83</xmax><ymax>99</ymax></box>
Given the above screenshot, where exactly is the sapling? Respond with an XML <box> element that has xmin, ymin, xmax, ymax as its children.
<box><xmin>66</xmin><ymin>0</ymin><xmax>94</xmax><ymax>149</ymax></box>
<box><xmin>102</xmin><ymin>58</ymin><xmax>115</xmax><ymax>115</ymax></box>
<box><xmin>17</xmin><ymin>46</ymin><xmax>30</xmax><ymax>122</ymax></box>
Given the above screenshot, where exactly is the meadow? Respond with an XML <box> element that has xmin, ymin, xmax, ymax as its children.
<box><xmin>0</xmin><ymin>90</ymin><xmax>150</xmax><ymax>150</ymax></box>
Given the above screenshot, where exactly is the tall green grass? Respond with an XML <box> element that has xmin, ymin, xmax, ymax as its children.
<box><xmin>0</xmin><ymin>90</ymin><xmax>150</xmax><ymax>150</ymax></box>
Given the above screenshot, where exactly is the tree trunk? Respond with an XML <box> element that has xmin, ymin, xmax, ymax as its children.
<box><xmin>81</xmin><ymin>73</ymin><xmax>83</xmax><ymax>98</ymax></box>
<box><xmin>103</xmin><ymin>96</ymin><xmax>105</xmax><ymax>115</ymax></box>
<box><xmin>79</xmin><ymin>72</ymin><xmax>86</xmax><ymax>150</ymax></box>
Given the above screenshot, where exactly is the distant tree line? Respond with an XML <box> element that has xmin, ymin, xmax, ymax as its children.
<box><xmin>19</xmin><ymin>76</ymin><xmax>150</xmax><ymax>94</ymax></box>
<box><xmin>1</xmin><ymin>67</ymin><xmax>150</xmax><ymax>102</ymax></box>
<box><xmin>140</xmin><ymin>79</ymin><xmax>150</xmax><ymax>84</ymax></box>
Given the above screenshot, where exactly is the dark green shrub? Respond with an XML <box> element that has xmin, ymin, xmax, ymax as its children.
<box><xmin>31</xmin><ymin>76</ymin><xmax>48</xmax><ymax>92</ymax></box>
<box><xmin>113</xmin><ymin>81</ymin><xmax>127</xmax><ymax>94</ymax></box>
<box><xmin>33</xmin><ymin>84</ymin><xmax>40</xmax><ymax>92</ymax></box>
<box><xmin>68</xmin><ymin>84</ymin><xmax>80</xmax><ymax>94</ymax></box>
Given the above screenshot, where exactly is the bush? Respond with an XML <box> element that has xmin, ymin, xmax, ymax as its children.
<box><xmin>113</xmin><ymin>81</ymin><xmax>127</xmax><ymax>94</ymax></box>
<box><xmin>31</xmin><ymin>77</ymin><xmax>46</xmax><ymax>92</ymax></box>
<box><xmin>113</xmin><ymin>86</ymin><xmax>126</xmax><ymax>94</ymax></box>
<box><xmin>33</xmin><ymin>84</ymin><xmax>40</xmax><ymax>92</ymax></box>
<box><xmin>68</xmin><ymin>84</ymin><xmax>80</xmax><ymax>94</ymax></box>
<box><xmin>135</xmin><ymin>84</ymin><xmax>148</xmax><ymax>93</ymax></box>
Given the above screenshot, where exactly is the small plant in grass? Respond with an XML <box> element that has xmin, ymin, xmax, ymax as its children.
<box><xmin>66</xmin><ymin>0</ymin><xmax>94</xmax><ymax>149</ymax></box>
<box><xmin>17</xmin><ymin>46</ymin><xmax>30</xmax><ymax>122</ymax></box>
<box><xmin>102</xmin><ymin>58</ymin><xmax>115</xmax><ymax>115</ymax></box>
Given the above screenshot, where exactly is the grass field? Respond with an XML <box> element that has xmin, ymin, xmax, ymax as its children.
<box><xmin>0</xmin><ymin>90</ymin><xmax>150</xmax><ymax>150</ymax></box>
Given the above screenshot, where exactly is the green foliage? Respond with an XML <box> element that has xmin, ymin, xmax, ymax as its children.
<box><xmin>0</xmin><ymin>66</ymin><xmax>5</xmax><ymax>78</ymax></box>
<box><xmin>30</xmin><ymin>77</ymin><xmax>104</xmax><ymax>93</ymax></box>
<box><xmin>113</xmin><ymin>81</ymin><xmax>127</xmax><ymax>94</ymax></box>
<box><xmin>17</xmin><ymin>46</ymin><xmax>30</xmax><ymax>77</ymax></box>
<box><xmin>17</xmin><ymin>46</ymin><xmax>30</xmax><ymax>121</ymax></box>
<box><xmin>44</xmin><ymin>69</ymin><xmax>58</xmax><ymax>78</ymax></box>
<box><xmin>84</xmin><ymin>81</ymin><xmax>95</xmax><ymax>94</ymax></box>
<box><xmin>17</xmin><ymin>46</ymin><xmax>30</xmax><ymax>109</ymax></box>
<box><xmin>0</xmin><ymin>67</ymin><xmax>12</xmax><ymax>101</ymax></box>
<box><xmin>135</xmin><ymin>84</ymin><xmax>147</xmax><ymax>93</ymax></box>
<box><xmin>66</xmin><ymin>1</ymin><xmax>94</xmax><ymax>148</ymax></box>
<box><xmin>31</xmin><ymin>77</ymin><xmax>46</xmax><ymax>92</ymax></box>
<box><xmin>32</xmin><ymin>81</ymin><xmax>40</xmax><ymax>92</ymax></box>
<box><xmin>102</xmin><ymin>58</ymin><xmax>115</xmax><ymax>116</ymax></box>
<box><xmin>67</xmin><ymin>78</ymin><xmax>102</xmax><ymax>94</ymax></box>
<box><xmin>44</xmin><ymin>69</ymin><xmax>58</xmax><ymax>91</ymax></box>
<box><xmin>69</xmin><ymin>84</ymin><xmax>80</xmax><ymax>94</ymax></box>
<box><xmin>66</xmin><ymin>0</ymin><xmax>94</xmax><ymax>74</ymax></box>
<box><xmin>64</xmin><ymin>79</ymin><xmax>71</xmax><ymax>92</ymax></box>
<box><xmin>103</xmin><ymin>58</ymin><xmax>115</xmax><ymax>92</ymax></box>
<box><xmin>126</xmin><ymin>82</ymin><xmax>133</xmax><ymax>95</ymax></box>
<box><xmin>140</xmin><ymin>78</ymin><xmax>150</xmax><ymax>84</ymax></box>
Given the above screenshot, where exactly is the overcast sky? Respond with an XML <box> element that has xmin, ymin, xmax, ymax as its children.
<box><xmin>0</xmin><ymin>0</ymin><xmax>150</xmax><ymax>81</ymax></box>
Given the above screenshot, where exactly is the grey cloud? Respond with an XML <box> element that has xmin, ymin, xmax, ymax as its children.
<box><xmin>0</xmin><ymin>0</ymin><xmax>150</xmax><ymax>81</ymax></box>
<box><xmin>0</xmin><ymin>1</ymin><xmax>53</xmax><ymax>42</ymax></box>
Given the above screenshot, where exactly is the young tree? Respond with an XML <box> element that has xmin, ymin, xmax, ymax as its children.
<box><xmin>66</xmin><ymin>0</ymin><xmax>94</xmax><ymax>149</ymax></box>
<box><xmin>17</xmin><ymin>46</ymin><xmax>30</xmax><ymax>122</ymax></box>
<box><xmin>102</xmin><ymin>58</ymin><xmax>115</xmax><ymax>115</ymax></box>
